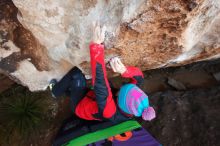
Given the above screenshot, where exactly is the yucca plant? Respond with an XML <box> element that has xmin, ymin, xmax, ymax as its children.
<box><xmin>0</xmin><ymin>86</ymin><xmax>50</xmax><ymax>145</ymax></box>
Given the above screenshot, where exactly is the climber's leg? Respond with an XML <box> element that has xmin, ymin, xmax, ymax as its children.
<box><xmin>68</xmin><ymin>69</ymin><xmax>87</xmax><ymax>112</ymax></box>
<box><xmin>52</xmin><ymin>67</ymin><xmax>85</xmax><ymax>97</ymax></box>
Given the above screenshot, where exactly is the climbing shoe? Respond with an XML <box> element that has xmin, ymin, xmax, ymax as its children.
<box><xmin>49</xmin><ymin>79</ymin><xmax>57</xmax><ymax>90</ymax></box>
<box><xmin>49</xmin><ymin>79</ymin><xmax>57</xmax><ymax>98</ymax></box>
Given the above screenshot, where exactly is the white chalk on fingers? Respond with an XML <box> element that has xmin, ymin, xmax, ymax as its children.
<box><xmin>110</xmin><ymin>61</ymin><xmax>116</xmax><ymax>72</ymax></box>
<box><xmin>115</xmin><ymin>58</ymin><xmax>122</xmax><ymax>66</ymax></box>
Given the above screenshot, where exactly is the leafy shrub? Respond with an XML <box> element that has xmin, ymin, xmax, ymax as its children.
<box><xmin>0</xmin><ymin>86</ymin><xmax>51</xmax><ymax>145</ymax></box>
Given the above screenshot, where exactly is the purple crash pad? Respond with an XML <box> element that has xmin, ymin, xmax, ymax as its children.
<box><xmin>88</xmin><ymin>127</ymin><xmax>161</xmax><ymax>146</ymax></box>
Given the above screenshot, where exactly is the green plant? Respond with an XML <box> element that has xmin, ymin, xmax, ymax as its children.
<box><xmin>0</xmin><ymin>86</ymin><xmax>50</xmax><ymax>145</ymax></box>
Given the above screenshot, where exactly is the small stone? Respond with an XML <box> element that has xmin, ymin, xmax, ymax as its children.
<box><xmin>167</xmin><ymin>77</ymin><xmax>186</xmax><ymax>90</ymax></box>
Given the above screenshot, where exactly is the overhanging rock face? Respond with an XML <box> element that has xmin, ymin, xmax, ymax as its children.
<box><xmin>0</xmin><ymin>0</ymin><xmax>220</xmax><ymax>91</ymax></box>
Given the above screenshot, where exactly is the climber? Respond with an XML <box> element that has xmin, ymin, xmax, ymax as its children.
<box><xmin>49</xmin><ymin>23</ymin><xmax>156</xmax><ymax>123</ymax></box>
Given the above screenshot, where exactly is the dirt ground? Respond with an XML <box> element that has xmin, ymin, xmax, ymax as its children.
<box><xmin>143</xmin><ymin>86</ymin><xmax>220</xmax><ymax>146</ymax></box>
<box><xmin>0</xmin><ymin>59</ymin><xmax>220</xmax><ymax>146</ymax></box>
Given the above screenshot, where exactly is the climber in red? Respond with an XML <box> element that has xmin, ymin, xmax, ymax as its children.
<box><xmin>49</xmin><ymin>23</ymin><xmax>155</xmax><ymax>123</ymax></box>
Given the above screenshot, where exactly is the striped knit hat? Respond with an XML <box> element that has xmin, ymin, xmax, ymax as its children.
<box><xmin>118</xmin><ymin>84</ymin><xmax>156</xmax><ymax>121</ymax></box>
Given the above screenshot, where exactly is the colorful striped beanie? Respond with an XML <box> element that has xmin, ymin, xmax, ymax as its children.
<box><xmin>118</xmin><ymin>84</ymin><xmax>156</xmax><ymax>121</ymax></box>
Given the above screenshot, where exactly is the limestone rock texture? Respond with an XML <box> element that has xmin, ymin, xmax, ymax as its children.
<box><xmin>0</xmin><ymin>0</ymin><xmax>220</xmax><ymax>91</ymax></box>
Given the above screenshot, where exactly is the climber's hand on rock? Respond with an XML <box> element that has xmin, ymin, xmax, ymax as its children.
<box><xmin>110</xmin><ymin>57</ymin><xmax>126</xmax><ymax>74</ymax></box>
<box><xmin>92</xmin><ymin>21</ymin><xmax>106</xmax><ymax>44</ymax></box>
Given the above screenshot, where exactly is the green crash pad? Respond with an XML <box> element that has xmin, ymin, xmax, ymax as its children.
<box><xmin>63</xmin><ymin>120</ymin><xmax>141</xmax><ymax>146</ymax></box>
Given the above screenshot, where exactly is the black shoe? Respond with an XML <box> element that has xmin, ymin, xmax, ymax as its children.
<box><xmin>49</xmin><ymin>79</ymin><xmax>57</xmax><ymax>98</ymax></box>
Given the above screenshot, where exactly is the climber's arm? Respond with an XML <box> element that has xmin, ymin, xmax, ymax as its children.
<box><xmin>110</xmin><ymin>57</ymin><xmax>144</xmax><ymax>87</ymax></box>
<box><xmin>121</xmin><ymin>66</ymin><xmax>144</xmax><ymax>87</ymax></box>
<box><xmin>85</xmin><ymin>22</ymin><xmax>116</xmax><ymax>120</ymax></box>
<box><xmin>90</xmin><ymin>42</ymin><xmax>116</xmax><ymax>120</ymax></box>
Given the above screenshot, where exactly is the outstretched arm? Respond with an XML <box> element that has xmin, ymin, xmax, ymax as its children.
<box><xmin>90</xmin><ymin>42</ymin><xmax>116</xmax><ymax>119</ymax></box>
<box><xmin>90</xmin><ymin>23</ymin><xmax>116</xmax><ymax>119</ymax></box>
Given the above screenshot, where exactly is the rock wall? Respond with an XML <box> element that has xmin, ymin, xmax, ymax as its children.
<box><xmin>0</xmin><ymin>0</ymin><xmax>220</xmax><ymax>91</ymax></box>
